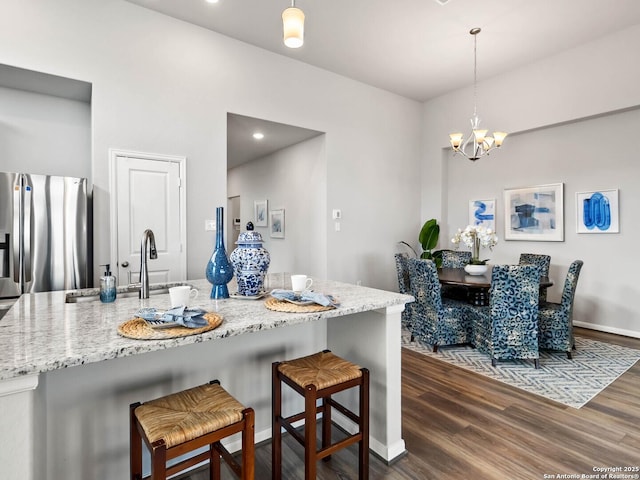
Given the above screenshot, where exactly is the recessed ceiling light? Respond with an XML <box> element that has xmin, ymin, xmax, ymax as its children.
<box><xmin>253</xmin><ymin>132</ymin><xmax>264</xmax><ymax>140</ymax></box>
<box><xmin>205</xmin><ymin>0</ymin><xmax>219</xmax><ymax>4</ymax></box>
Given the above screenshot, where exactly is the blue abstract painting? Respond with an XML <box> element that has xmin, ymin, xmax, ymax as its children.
<box><xmin>576</xmin><ymin>189</ymin><xmax>619</xmax><ymax>233</ymax></box>
<box><xmin>469</xmin><ymin>199</ymin><xmax>495</xmax><ymax>230</ymax></box>
<box><xmin>504</xmin><ymin>183</ymin><xmax>564</xmax><ymax>241</ymax></box>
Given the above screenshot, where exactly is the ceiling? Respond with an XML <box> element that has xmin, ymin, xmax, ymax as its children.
<box><xmin>126</xmin><ymin>0</ymin><xmax>640</xmax><ymax>102</ymax></box>
<box><xmin>125</xmin><ymin>0</ymin><xmax>640</xmax><ymax>164</ymax></box>
<box><xmin>0</xmin><ymin>64</ymin><xmax>91</xmax><ymax>103</ymax></box>
<box><xmin>227</xmin><ymin>113</ymin><xmax>323</xmax><ymax>168</ymax></box>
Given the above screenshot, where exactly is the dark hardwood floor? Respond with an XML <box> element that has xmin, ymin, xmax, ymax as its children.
<box><xmin>182</xmin><ymin>327</ymin><xmax>640</xmax><ymax>479</ymax></box>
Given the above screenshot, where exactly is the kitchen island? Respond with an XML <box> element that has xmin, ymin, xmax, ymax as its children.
<box><xmin>0</xmin><ymin>276</ymin><xmax>412</xmax><ymax>480</ymax></box>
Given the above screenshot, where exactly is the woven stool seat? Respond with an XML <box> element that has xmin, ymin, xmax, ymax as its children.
<box><xmin>131</xmin><ymin>380</ymin><xmax>254</xmax><ymax>480</ymax></box>
<box><xmin>272</xmin><ymin>350</ymin><xmax>370</xmax><ymax>480</ymax></box>
<box><xmin>135</xmin><ymin>383</ymin><xmax>245</xmax><ymax>448</ymax></box>
<box><xmin>277</xmin><ymin>350</ymin><xmax>363</xmax><ymax>390</ymax></box>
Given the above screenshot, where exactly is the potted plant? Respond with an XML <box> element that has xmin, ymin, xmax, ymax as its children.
<box><xmin>451</xmin><ymin>224</ymin><xmax>498</xmax><ymax>274</ymax></box>
<box><xmin>399</xmin><ymin>218</ymin><xmax>444</xmax><ymax>267</ymax></box>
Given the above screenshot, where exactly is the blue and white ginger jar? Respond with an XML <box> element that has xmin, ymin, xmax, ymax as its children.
<box><xmin>230</xmin><ymin>227</ymin><xmax>270</xmax><ymax>296</ymax></box>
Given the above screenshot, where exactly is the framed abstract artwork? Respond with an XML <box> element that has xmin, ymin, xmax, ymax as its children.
<box><xmin>504</xmin><ymin>183</ymin><xmax>564</xmax><ymax>241</ymax></box>
<box><xmin>469</xmin><ymin>199</ymin><xmax>496</xmax><ymax>231</ymax></box>
<box><xmin>254</xmin><ymin>200</ymin><xmax>268</xmax><ymax>227</ymax></box>
<box><xmin>270</xmin><ymin>209</ymin><xmax>285</xmax><ymax>238</ymax></box>
<box><xmin>576</xmin><ymin>189</ymin><xmax>619</xmax><ymax>233</ymax></box>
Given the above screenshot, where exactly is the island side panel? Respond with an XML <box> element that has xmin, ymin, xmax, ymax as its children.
<box><xmin>0</xmin><ymin>375</ymin><xmax>39</xmax><ymax>480</ymax></box>
<box><xmin>326</xmin><ymin>304</ymin><xmax>407</xmax><ymax>462</ymax></box>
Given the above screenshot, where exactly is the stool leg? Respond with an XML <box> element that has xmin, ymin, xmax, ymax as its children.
<box><xmin>209</xmin><ymin>442</ymin><xmax>220</xmax><ymax>480</ymax></box>
<box><xmin>241</xmin><ymin>408</ymin><xmax>255</xmax><ymax>480</ymax></box>
<box><xmin>272</xmin><ymin>362</ymin><xmax>282</xmax><ymax>480</ymax></box>
<box><xmin>359</xmin><ymin>369</ymin><xmax>370</xmax><ymax>480</ymax></box>
<box><xmin>150</xmin><ymin>440</ymin><xmax>167</xmax><ymax>480</ymax></box>
<box><xmin>321</xmin><ymin>395</ymin><xmax>331</xmax><ymax>462</ymax></box>
<box><xmin>129</xmin><ymin>403</ymin><xmax>142</xmax><ymax>480</ymax></box>
<box><xmin>304</xmin><ymin>384</ymin><xmax>317</xmax><ymax>480</ymax></box>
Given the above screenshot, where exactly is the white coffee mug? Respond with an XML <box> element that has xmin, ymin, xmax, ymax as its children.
<box><xmin>291</xmin><ymin>275</ymin><xmax>313</xmax><ymax>293</ymax></box>
<box><xmin>169</xmin><ymin>285</ymin><xmax>199</xmax><ymax>307</ymax></box>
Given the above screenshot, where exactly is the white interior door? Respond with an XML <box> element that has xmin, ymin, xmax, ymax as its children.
<box><xmin>110</xmin><ymin>150</ymin><xmax>186</xmax><ymax>286</ymax></box>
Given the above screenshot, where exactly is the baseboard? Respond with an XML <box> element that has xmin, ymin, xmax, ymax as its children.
<box><xmin>174</xmin><ymin>418</ymin><xmax>406</xmax><ymax>478</ymax></box>
<box><xmin>369</xmin><ymin>437</ymin><xmax>407</xmax><ymax>465</ymax></box>
<box><xmin>224</xmin><ymin>413</ymin><xmax>407</xmax><ymax>464</ymax></box>
<box><xmin>223</xmin><ymin>425</ymin><xmax>273</xmax><ymax>453</ymax></box>
<box><xmin>331</xmin><ymin>408</ymin><xmax>406</xmax><ymax>463</ymax></box>
<box><xmin>574</xmin><ymin>321</ymin><xmax>640</xmax><ymax>340</ymax></box>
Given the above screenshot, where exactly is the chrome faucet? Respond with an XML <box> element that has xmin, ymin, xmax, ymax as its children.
<box><xmin>139</xmin><ymin>229</ymin><xmax>157</xmax><ymax>299</ymax></box>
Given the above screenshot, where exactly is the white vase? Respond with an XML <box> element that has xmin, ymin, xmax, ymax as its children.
<box><xmin>464</xmin><ymin>264</ymin><xmax>488</xmax><ymax>276</ymax></box>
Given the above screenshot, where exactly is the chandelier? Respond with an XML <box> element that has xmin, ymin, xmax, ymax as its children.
<box><xmin>282</xmin><ymin>0</ymin><xmax>305</xmax><ymax>48</ymax></box>
<box><xmin>449</xmin><ymin>28</ymin><xmax>507</xmax><ymax>161</ymax></box>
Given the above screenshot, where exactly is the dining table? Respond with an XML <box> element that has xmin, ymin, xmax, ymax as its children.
<box><xmin>438</xmin><ymin>266</ymin><xmax>553</xmax><ymax>306</ymax></box>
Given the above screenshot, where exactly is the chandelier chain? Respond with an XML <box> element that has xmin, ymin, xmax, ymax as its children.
<box><xmin>473</xmin><ymin>31</ymin><xmax>477</xmax><ymax>117</ymax></box>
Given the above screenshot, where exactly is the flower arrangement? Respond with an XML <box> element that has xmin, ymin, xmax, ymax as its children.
<box><xmin>451</xmin><ymin>225</ymin><xmax>498</xmax><ymax>265</ymax></box>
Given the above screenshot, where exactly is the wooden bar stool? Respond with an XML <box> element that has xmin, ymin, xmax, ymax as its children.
<box><xmin>130</xmin><ymin>380</ymin><xmax>255</xmax><ymax>480</ymax></box>
<box><xmin>272</xmin><ymin>350</ymin><xmax>370</xmax><ymax>480</ymax></box>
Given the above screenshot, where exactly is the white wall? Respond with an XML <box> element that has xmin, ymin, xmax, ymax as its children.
<box><xmin>423</xmin><ymin>24</ymin><xmax>640</xmax><ymax>337</ymax></box>
<box><xmin>227</xmin><ymin>135</ymin><xmax>327</xmax><ymax>279</ymax></box>
<box><xmin>0</xmin><ymin>86</ymin><xmax>90</xmax><ymax>179</ymax></box>
<box><xmin>0</xmin><ymin>0</ymin><xmax>422</xmax><ymax>291</ymax></box>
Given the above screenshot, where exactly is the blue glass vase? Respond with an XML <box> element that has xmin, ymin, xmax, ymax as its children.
<box><xmin>205</xmin><ymin>206</ymin><xmax>233</xmax><ymax>299</ymax></box>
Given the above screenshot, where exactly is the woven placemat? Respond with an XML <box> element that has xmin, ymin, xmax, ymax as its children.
<box><xmin>264</xmin><ymin>297</ymin><xmax>336</xmax><ymax>313</ymax></box>
<box><xmin>117</xmin><ymin>312</ymin><xmax>223</xmax><ymax>340</ymax></box>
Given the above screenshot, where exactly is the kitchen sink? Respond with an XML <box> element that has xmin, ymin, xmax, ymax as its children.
<box><xmin>65</xmin><ymin>282</ymin><xmax>193</xmax><ymax>303</ymax></box>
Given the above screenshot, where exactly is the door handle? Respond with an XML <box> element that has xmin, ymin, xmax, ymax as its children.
<box><xmin>121</xmin><ymin>261</ymin><xmax>129</xmax><ymax>268</ymax></box>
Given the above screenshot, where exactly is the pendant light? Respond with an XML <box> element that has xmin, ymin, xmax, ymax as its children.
<box><xmin>282</xmin><ymin>0</ymin><xmax>305</xmax><ymax>48</ymax></box>
<box><xmin>449</xmin><ymin>28</ymin><xmax>507</xmax><ymax>161</ymax></box>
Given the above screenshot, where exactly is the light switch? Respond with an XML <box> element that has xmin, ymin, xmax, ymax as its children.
<box><xmin>332</xmin><ymin>209</ymin><xmax>342</xmax><ymax>220</ymax></box>
<box><xmin>205</xmin><ymin>219</ymin><xmax>216</xmax><ymax>231</ymax></box>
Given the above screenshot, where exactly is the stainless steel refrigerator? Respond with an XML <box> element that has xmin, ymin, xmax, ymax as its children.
<box><xmin>0</xmin><ymin>172</ymin><xmax>92</xmax><ymax>301</ymax></box>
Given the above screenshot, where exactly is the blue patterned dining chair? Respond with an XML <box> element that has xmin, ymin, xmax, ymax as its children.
<box><xmin>473</xmin><ymin>264</ymin><xmax>541</xmax><ymax>368</ymax></box>
<box><xmin>407</xmin><ymin>258</ymin><xmax>472</xmax><ymax>352</ymax></box>
<box><xmin>394</xmin><ymin>253</ymin><xmax>415</xmax><ymax>334</ymax></box>
<box><xmin>519</xmin><ymin>253</ymin><xmax>551</xmax><ymax>302</ymax></box>
<box><xmin>440</xmin><ymin>250</ymin><xmax>472</xmax><ymax>301</ymax></box>
<box><xmin>538</xmin><ymin>260</ymin><xmax>584</xmax><ymax>359</ymax></box>
<box><xmin>441</xmin><ymin>250</ymin><xmax>472</xmax><ymax>268</ymax></box>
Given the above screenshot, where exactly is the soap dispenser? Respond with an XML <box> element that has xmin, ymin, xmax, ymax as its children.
<box><xmin>99</xmin><ymin>264</ymin><xmax>117</xmax><ymax>303</ymax></box>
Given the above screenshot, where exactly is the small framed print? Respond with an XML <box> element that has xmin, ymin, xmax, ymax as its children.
<box><xmin>270</xmin><ymin>209</ymin><xmax>285</xmax><ymax>238</ymax></box>
<box><xmin>254</xmin><ymin>200</ymin><xmax>268</xmax><ymax>227</ymax></box>
<box><xmin>469</xmin><ymin>199</ymin><xmax>496</xmax><ymax>231</ymax></box>
<box><xmin>576</xmin><ymin>189</ymin><xmax>619</xmax><ymax>233</ymax></box>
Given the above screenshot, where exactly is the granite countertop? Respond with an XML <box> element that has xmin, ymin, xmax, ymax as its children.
<box><xmin>0</xmin><ymin>277</ymin><xmax>413</xmax><ymax>381</ymax></box>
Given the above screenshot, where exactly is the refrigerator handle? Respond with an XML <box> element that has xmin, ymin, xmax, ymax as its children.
<box><xmin>0</xmin><ymin>233</ymin><xmax>9</xmax><ymax>276</ymax></box>
<box><xmin>23</xmin><ymin>183</ymin><xmax>32</xmax><ymax>283</ymax></box>
<box><xmin>12</xmin><ymin>182</ymin><xmax>21</xmax><ymax>283</ymax></box>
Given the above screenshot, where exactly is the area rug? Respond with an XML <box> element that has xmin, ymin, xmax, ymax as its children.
<box><xmin>401</xmin><ymin>329</ymin><xmax>640</xmax><ymax>408</ymax></box>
